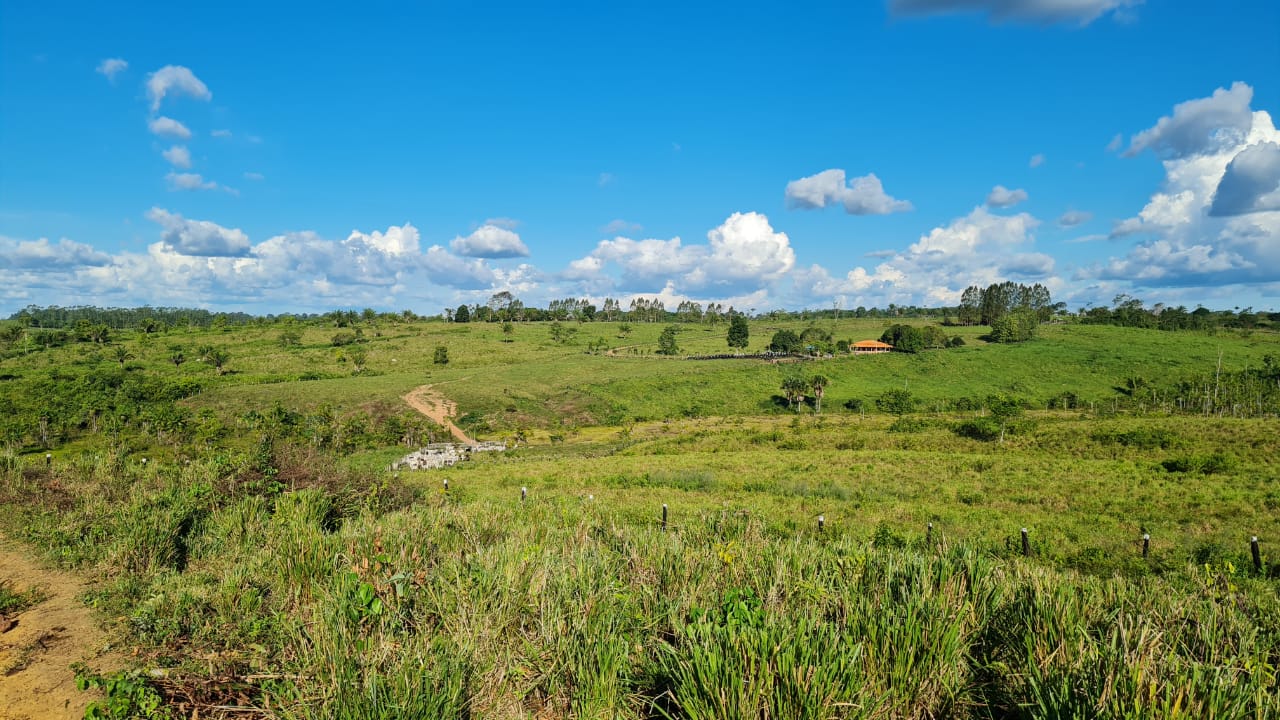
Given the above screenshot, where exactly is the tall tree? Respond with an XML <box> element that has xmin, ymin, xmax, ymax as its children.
<box><xmin>454</xmin><ymin>304</ymin><xmax>471</xmax><ymax>323</ymax></box>
<box><xmin>810</xmin><ymin>375</ymin><xmax>829</xmax><ymax>414</ymax></box>
<box><xmin>781</xmin><ymin>376</ymin><xmax>808</xmax><ymax>411</ymax></box>
<box><xmin>657</xmin><ymin>325</ymin><xmax>680</xmax><ymax>355</ymax></box>
<box><xmin>727</xmin><ymin>315</ymin><xmax>749</xmax><ymax>350</ymax></box>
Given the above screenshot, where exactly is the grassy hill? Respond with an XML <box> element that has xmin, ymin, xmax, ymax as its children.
<box><xmin>1</xmin><ymin>317</ymin><xmax>1278</xmax><ymax>716</ymax></box>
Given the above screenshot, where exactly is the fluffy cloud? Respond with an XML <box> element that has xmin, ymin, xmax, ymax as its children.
<box><xmin>1209</xmin><ymin>141</ymin><xmax>1280</xmax><ymax>216</ymax></box>
<box><xmin>148</xmin><ymin>116</ymin><xmax>192</xmax><ymax>139</ymax></box>
<box><xmin>95</xmin><ymin>58</ymin><xmax>127</xmax><ymax>81</ymax></box>
<box><xmin>566</xmin><ymin>212</ymin><xmax>795</xmax><ymax>296</ymax></box>
<box><xmin>0</xmin><ymin>237</ymin><xmax>111</xmax><ymax>269</ymax></box>
<box><xmin>146</xmin><ymin>207</ymin><xmax>251</xmax><ymax>257</ymax></box>
<box><xmin>986</xmin><ymin>185</ymin><xmax>1028</xmax><ymax>208</ymax></box>
<box><xmin>1</xmin><ymin>219</ymin><xmax>522</xmax><ymax>313</ymax></box>
<box><xmin>793</xmin><ymin>205</ymin><xmax>1049</xmax><ymax>306</ymax></box>
<box><xmin>888</xmin><ymin>0</ymin><xmax>1140</xmax><ymax>25</ymax></box>
<box><xmin>165</xmin><ymin>172</ymin><xmax>232</xmax><ymax>194</ymax></box>
<box><xmin>1093</xmin><ymin>84</ymin><xmax>1280</xmax><ymax>289</ymax></box>
<box><xmin>146</xmin><ymin>65</ymin><xmax>212</xmax><ymax>112</ymax></box>
<box><xmin>161</xmin><ymin>145</ymin><xmax>191</xmax><ymax>169</ymax></box>
<box><xmin>784</xmin><ymin>169</ymin><xmax>912</xmax><ymax>215</ymax></box>
<box><xmin>450</xmin><ymin>225</ymin><xmax>530</xmax><ymax>258</ymax></box>
<box><xmin>1124</xmin><ymin>82</ymin><xmax>1253</xmax><ymax>159</ymax></box>
<box><xmin>1058</xmin><ymin>210</ymin><xmax>1094</xmax><ymax>227</ymax></box>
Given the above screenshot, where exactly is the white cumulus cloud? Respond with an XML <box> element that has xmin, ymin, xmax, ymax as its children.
<box><xmin>0</xmin><ymin>236</ymin><xmax>112</xmax><ymax>269</ymax></box>
<box><xmin>146</xmin><ymin>207</ymin><xmax>251</xmax><ymax>257</ymax></box>
<box><xmin>1058</xmin><ymin>210</ymin><xmax>1094</xmax><ymax>227</ymax></box>
<box><xmin>1209</xmin><ymin>141</ymin><xmax>1280</xmax><ymax>216</ymax></box>
<box><xmin>146</xmin><ymin>65</ymin><xmax>212</xmax><ymax>112</ymax></box>
<box><xmin>450</xmin><ymin>225</ymin><xmax>530</xmax><ymax>258</ymax></box>
<box><xmin>1124</xmin><ymin>82</ymin><xmax>1254</xmax><ymax>159</ymax></box>
<box><xmin>784</xmin><ymin>169</ymin><xmax>912</xmax><ymax>215</ymax></box>
<box><xmin>162</xmin><ymin>145</ymin><xmax>191</xmax><ymax>169</ymax></box>
<box><xmin>986</xmin><ymin>185</ymin><xmax>1029</xmax><ymax>208</ymax></box>
<box><xmin>148</xmin><ymin>116</ymin><xmax>192</xmax><ymax>139</ymax></box>
<box><xmin>95</xmin><ymin>58</ymin><xmax>127</xmax><ymax>81</ymax></box>
<box><xmin>1092</xmin><ymin>84</ymin><xmax>1280</xmax><ymax>289</ymax></box>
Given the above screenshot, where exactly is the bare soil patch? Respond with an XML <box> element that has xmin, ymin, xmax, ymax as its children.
<box><xmin>0</xmin><ymin>538</ymin><xmax>119</xmax><ymax>720</ymax></box>
<box><xmin>402</xmin><ymin>382</ymin><xmax>475</xmax><ymax>444</ymax></box>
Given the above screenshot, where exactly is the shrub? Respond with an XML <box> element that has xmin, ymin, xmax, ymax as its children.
<box><xmin>842</xmin><ymin>398</ymin><xmax>865</xmax><ymax>412</ymax></box>
<box><xmin>1161</xmin><ymin>451</ymin><xmax>1235</xmax><ymax>474</ymax></box>
<box><xmin>955</xmin><ymin>419</ymin><xmax>1000</xmax><ymax>441</ymax></box>
<box><xmin>876</xmin><ymin>389</ymin><xmax>916</xmax><ymax>416</ymax></box>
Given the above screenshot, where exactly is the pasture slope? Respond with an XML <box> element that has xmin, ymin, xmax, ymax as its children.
<box><xmin>0</xmin><ymin>316</ymin><xmax>1277</xmax><ymax>716</ymax></box>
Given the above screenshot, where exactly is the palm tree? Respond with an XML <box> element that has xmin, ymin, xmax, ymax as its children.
<box><xmin>207</xmin><ymin>348</ymin><xmax>230</xmax><ymax>375</ymax></box>
<box><xmin>111</xmin><ymin>345</ymin><xmax>134</xmax><ymax>368</ymax></box>
<box><xmin>810</xmin><ymin>375</ymin><xmax>829</xmax><ymax>414</ymax></box>
<box><xmin>781</xmin><ymin>377</ymin><xmax>808</xmax><ymax>411</ymax></box>
<box><xmin>170</xmin><ymin>350</ymin><xmax>186</xmax><ymax>368</ymax></box>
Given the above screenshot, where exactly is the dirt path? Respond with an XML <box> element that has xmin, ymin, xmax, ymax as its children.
<box><xmin>402</xmin><ymin>382</ymin><xmax>475</xmax><ymax>444</ymax></box>
<box><xmin>0</xmin><ymin>538</ymin><xmax>119</xmax><ymax>720</ymax></box>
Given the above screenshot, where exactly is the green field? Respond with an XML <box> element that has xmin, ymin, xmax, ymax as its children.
<box><xmin>1</xmin><ymin>316</ymin><xmax>1278</xmax><ymax>717</ymax></box>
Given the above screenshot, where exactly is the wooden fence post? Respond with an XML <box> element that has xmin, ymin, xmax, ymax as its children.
<box><xmin>521</xmin><ymin>486</ymin><xmax>527</xmax><ymax>503</ymax></box>
<box><xmin>927</xmin><ymin>522</ymin><xmax>933</xmax><ymax>544</ymax></box>
<box><xmin>661</xmin><ymin>503</ymin><xmax>668</xmax><ymax>532</ymax></box>
<box><xmin>818</xmin><ymin>515</ymin><xmax>825</xmax><ymax>534</ymax></box>
<box><xmin>1142</xmin><ymin>533</ymin><xmax>1150</xmax><ymax>559</ymax></box>
<box><xmin>1252</xmin><ymin>536</ymin><xmax>1262</xmax><ymax>573</ymax></box>
<box><xmin>1021</xmin><ymin>528</ymin><xmax>1030</xmax><ymax>557</ymax></box>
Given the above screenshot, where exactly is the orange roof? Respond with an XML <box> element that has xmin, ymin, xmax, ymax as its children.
<box><xmin>853</xmin><ymin>340</ymin><xmax>894</xmax><ymax>348</ymax></box>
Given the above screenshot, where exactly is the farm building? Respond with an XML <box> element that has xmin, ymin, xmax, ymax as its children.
<box><xmin>852</xmin><ymin>340</ymin><xmax>893</xmax><ymax>354</ymax></box>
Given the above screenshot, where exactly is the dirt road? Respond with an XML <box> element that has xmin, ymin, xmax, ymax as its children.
<box><xmin>0</xmin><ymin>538</ymin><xmax>118</xmax><ymax>720</ymax></box>
<box><xmin>402</xmin><ymin>383</ymin><xmax>475</xmax><ymax>444</ymax></box>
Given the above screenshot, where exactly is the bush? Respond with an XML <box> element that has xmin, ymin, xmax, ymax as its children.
<box><xmin>876</xmin><ymin>389</ymin><xmax>917</xmax><ymax>415</ymax></box>
<box><xmin>433</xmin><ymin>346</ymin><xmax>448</xmax><ymax>365</ymax></box>
<box><xmin>1093</xmin><ymin>428</ymin><xmax>1177</xmax><ymax>449</ymax></box>
<box><xmin>768</xmin><ymin>329</ymin><xmax>801</xmax><ymax>353</ymax></box>
<box><xmin>842</xmin><ymin>398</ymin><xmax>865</xmax><ymax>412</ymax></box>
<box><xmin>954</xmin><ymin>419</ymin><xmax>1001</xmax><ymax>441</ymax></box>
<box><xmin>1161</xmin><ymin>452</ymin><xmax>1235</xmax><ymax>474</ymax></box>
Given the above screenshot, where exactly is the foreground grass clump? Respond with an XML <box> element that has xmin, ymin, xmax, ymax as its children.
<box><xmin>205</xmin><ymin>500</ymin><xmax>1280</xmax><ymax>717</ymax></box>
<box><xmin>4</xmin><ymin>448</ymin><xmax>1276</xmax><ymax>718</ymax></box>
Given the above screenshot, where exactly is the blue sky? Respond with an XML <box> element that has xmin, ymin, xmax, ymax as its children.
<box><xmin>2</xmin><ymin>0</ymin><xmax>1278</xmax><ymax>315</ymax></box>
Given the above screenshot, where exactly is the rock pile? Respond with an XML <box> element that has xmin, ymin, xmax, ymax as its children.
<box><xmin>390</xmin><ymin>441</ymin><xmax>507</xmax><ymax>471</ymax></box>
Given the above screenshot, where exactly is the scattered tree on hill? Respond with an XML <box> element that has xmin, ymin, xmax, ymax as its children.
<box><xmin>206</xmin><ymin>347</ymin><xmax>230</xmax><ymax>375</ymax></box>
<box><xmin>346</xmin><ymin>346</ymin><xmax>368</xmax><ymax>374</ymax></box>
<box><xmin>876</xmin><ymin>389</ymin><xmax>916</xmax><ymax>416</ymax></box>
<box><xmin>880</xmin><ymin>325</ymin><xmax>925</xmax><ymax>353</ymax></box>
<box><xmin>799</xmin><ymin>326</ymin><xmax>833</xmax><ymax>354</ymax></box>
<box><xmin>454</xmin><ymin>304</ymin><xmax>471</xmax><ymax>323</ymax></box>
<box><xmin>727</xmin><ymin>315</ymin><xmax>749</xmax><ymax>350</ymax></box>
<box><xmin>501</xmin><ymin>321</ymin><xmax>514</xmax><ymax>341</ymax></box>
<box><xmin>986</xmin><ymin>395</ymin><xmax>1024</xmax><ymax>443</ymax></box>
<box><xmin>278</xmin><ymin>330</ymin><xmax>302</xmax><ymax>348</ymax></box>
<box><xmin>433</xmin><ymin>345</ymin><xmax>449</xmax><ymax>365</ymax></box>
<box><xmin>111</xmin><ymin>345</ymin><xmax>133</xmax><ymax>368</ymax></box>
<box><xmin>957</xmin><ymin>281</ymin><xmax>1054</xmax><ymax>326</ymax></box>
<box><xmin>810</xmin><ymin>375</ymin><xmax>829</xmax><ymax>413</ymax></box>
<box><xmin>657</xmin><ymin>325</ymin><xmax>680</xmax><ymax>355</ymax></box>
<box><xmin>768</xmin><ymin>329</ymin><xmax>801</xmax><ymax>353</ymax></box>
<box><xmin>989</xmin><ymin>309</ymin><xmax>1039</xmax><ymax>343</ymax></box>
<box><xmin>169</xmin><ymin>349</ymin><xmax>186</xmax><ymax>368</ymax></box>
<box><xmin>781</xmin><ymin>376</ymin><xmax>808</xmax><ymax>411</ymax></box>
<box><xmin>617</xmin><ymin>323</ymin><xmax>633</xmax><ymax>338</ymax></box>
